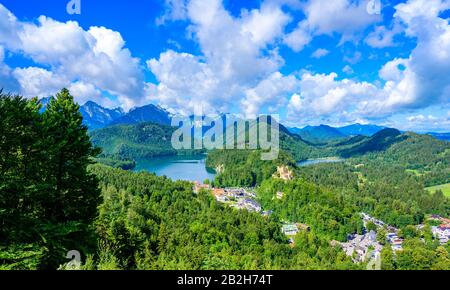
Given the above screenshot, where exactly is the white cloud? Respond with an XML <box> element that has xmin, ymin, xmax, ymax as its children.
<box><xmin>342</xmin><ymin>65</ymin><xmax>354</xmax><ymax>74</ymax></box>
<box><xmin>12</xmin><ymin>67</ymin><xmax>68</xmax><ymax>98</ymax></box>
<box><xmin>146</xmin><ymin>50</ymin><xmax>224</xmax><ymax>114</ymax></box>
<box><xmin>241</xmin><ymin>3</ymin><xmax>291</xmax><ymax>47</ymax></box>
<box><xmin>68</xmin><ymin>81</ymin><xmax>104</xmax><ymax>106</ymax></box>
<box><xmin>156</xmin><ymin>0</ymin><xmax>189</xmax><ymax>25</ymax></box>
<box><xmin>284</xmin><ymin>0</ymin><xmax>381</xmax><ymax>51</ymax></box>
<box><xmin>283</xmin><ymin>21</ymin><xmax>312</xmax><ymax>52</ymax></box>
<box><xmin>0</xmin><ymin>5</ymin><xmax>21</xmax><ymax>50</ymax></box>
<box><xmin>0</xmin><ymin>45</ymin><xmax>20</xmax><ymax>93</ymax></box>
<box><xmin>343</xmin><ymin>51</ymin><xmax>362</xmax><ymax>64</ymax></box>
<box><xmin>0</xmin><ymin>4</ymin><xmax>145</xmax><ymax>109</ymax></box>
<box><xmin>365</xmin><ymin>24</ymin><xmax>401</xmax><ymax>48</ymax></box>
<box><xmin>287</xmin><ymin>72</ymin><xmax>380</xmax><ymax>123</ymax></box>
<box><xmin>304</xmin><ymin>0</ymin><xmax>379</xmax><ymax>36</ymax></box>
<box><xmin>407</xmin><ymin>114</ymin><xmax>437</xmax><ymax>122</ymax></box>
<box><xmin>128</xmin><ymin>0</ymin><xmax>450</xmax><ymax>127</ymax></box>
<box><xmin>378</xmin><ymin>58</ymin><xmax>407</xmax><ymax>82</ymax></box>
<box><xmin>404</xmin><ymin>113</ymin><xmax>450</xmax><ymax>132</ymax></box>
<box><xmin>18</xmin><ymin>16</ymin><xmax>91</xmax><ymax>64</ymax></box>
<box><xmin>147</xmin><ymin>0</ymin><xmax>294</xmax><ymax>116</ymax></box>
<box><xmin>1</xmin><ymin>0</ymin><xmax>449</xmax><ymax>130</ymax></box>
<box><xmin>241</xmin><ymin>72</ymin><xmax>299</xmax><ymax>117</ymax></box>
<box><xmin>362</xmin><ymin>0</ymin><xmax>450</xmax><ymax>115</ymax></box>
<box><xmin>311</xmin><ymin>48</ymin><xmax>329</xmax><ymax>59</ymax></box>
<box><xmin>289</xmin><ymin>93</ymin><xmax>302</xmax><ymax>111</ymax></box>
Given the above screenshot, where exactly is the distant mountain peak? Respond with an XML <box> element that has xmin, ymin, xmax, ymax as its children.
<box><xmin>109</xmin><ymin>103</ymin><xmax>171</xmax><ymax>127</ymax></box>
<box><xmin>337</xmin><ymin>124</ymin><xmax>386</xmax><ymax>136</ymax></box>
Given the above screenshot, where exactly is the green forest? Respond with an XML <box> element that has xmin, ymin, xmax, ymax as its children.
<box><xmin>1</xmin><ymin>90</ymin><xmax>450</xmax><ymax>270</ymax></box>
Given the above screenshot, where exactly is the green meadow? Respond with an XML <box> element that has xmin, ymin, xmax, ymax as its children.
<box><xmin>426</xmin><ymin>183</ymin><xmax>450</xmax><ymax>197</ymax></box>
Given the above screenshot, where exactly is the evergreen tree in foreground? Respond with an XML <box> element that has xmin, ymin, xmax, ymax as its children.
<box><xmin>0</xmin><ymin>89</ymin><xmax>101</xmax><ymax>269</ymax></box>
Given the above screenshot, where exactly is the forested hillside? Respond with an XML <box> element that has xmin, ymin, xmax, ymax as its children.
<box><xmin>205</xmin><ymin>150</ymin><xmax>297</xmax><ymax>187</ymax></box>
<box><xmin>1</xmin><ymin>90</ymin><xmax>449</xmax><ymax>270</ymax></box>
<box><xmin>0</xmin><ymin>90</ymin><xmax>101</xmax><ymax>269</ymax></box>
<box><xmin>90</xmin><ymin>122</ymin><xmax>178</xmax><ymax>160</ymax></box>
<box><xmin>86</xmin><ymin>164</ymin><xmax>360</xmax><ymax>270</ymax></box>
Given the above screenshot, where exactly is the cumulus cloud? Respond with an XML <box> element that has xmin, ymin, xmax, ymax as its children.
<box><xmin>365</xmin><ymin>24</ymin><xmax>402</xmax><ymax>48</ymax></box>
<box><xmin>283</xmin><ymin>21</ymin><xmax>312</xmax><ymax>52</ymax></box>
<box><xmin>343</xmin><ymin>51</ymin><xmax>362</xmax><ymax>64</ymax></box>
<box><xmin>311</xmin><ymin>48</ymin><xmax>329</xmax><ymax>59</ymax></box>
<box><xmin>68</xmin><ymin>81</ymin><xmax>104</xmax><ymax>106</ymax></box>
<box><xmin>0</xmin><ymin>5</ymin><xmax>21</xmax><ymax>50</ymax></box>
<box><xmin>362</xmin><ymin>0</ymin><xmax>450</xmax><ymax>115</ymax></box>
<box><xmin>404</xmin><ymin>113</ymin><xmax>450</xmax><ymax>132</ymax></box>
<box><xmin>0</xmin><ymin>46</ymin><xmax>20</xmax><ymax>93</ymax></box>
<box><xmin>286</xmin><ymin>0</ymin><xmax>450</xmax><ymax>125</ymax></box>
<box><xmin>156</xmin><ymin>0</ymin><xmax>189</xmax><ymax>25</ymax></box>
<box><xmin>342</xmin><ymin>65</ymin><xmax>354</xmax><ymax>75</ymax></box>
<box><xmin>287</xmin><ymin>72</ymin><xmax>379</xmax><ymax>123</ymax></box>
<box><xmin>147</xmin><ymin>0</ymin><xmax>293</xmax><ymax>115</ymax></box>
<box><xmin>284</xmin><ymin>0</ymin><xmax>381</xmax><ymax>51</ymax></box>
<box><xmin>12</xmin><ymin>67</ymin><xmax>68</xmax><ymax>98</ymax></box>
<box><xmin>241</xmin><ymin>72</ymin><xmax>300</xmax><ymax>117</ymax></box>
<box><xmin>1</xmin><ymin>0</ymin><xmax>449</xmax><ymax>130</ymax></box>
<box><xmin>0</xmin><ymin>4</ymin><xmax>144</xmax><ymax>109</ymax></box>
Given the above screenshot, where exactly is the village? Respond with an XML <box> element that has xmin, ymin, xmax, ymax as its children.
<box><xmin>428</xmin><ymin>215</ymin><xmax>450</xmax><ymax>245</ymax></box>
<box><xmin>194</xmin><ymin>182</ymin><xmax>450</xmax><ymax>262</ymax></box>
<box><xmin>193</xmin><ymin>165</ymin><xmax>294</xmax><ymax>216</ymax></box>
<box><xmin>335</xmin><ymin>213</ymin><xmax>402</xmax><ymax>263</ymax></box>
<box><xmin>194</xmin><ymin>182</ymin><xmax>263</xmax><ymax>214</ymax></box>
<box><xmin>337</xmin><ymin>213</ymin><xmax>450</xmax><ymax>263</ymax></box>
<box><xmin>194</xmin><ymin>181</ymin><xmax>311</xmax><ymax>247</ymax></box>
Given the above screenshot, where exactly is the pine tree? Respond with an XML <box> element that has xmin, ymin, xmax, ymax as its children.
<box><xmin>0</xmin><ymin>92</ymin><xmax>42</xmax><ymax>241</ymax></box>
<box><xmin>42</xmin><ymin>89</ymin><xmax>101</xmax><ymax>222</ymax></box>
<box><xmin>36</xmin><ymin>88</ymin><xmax>101</xmax><ymax>267</ymax></box>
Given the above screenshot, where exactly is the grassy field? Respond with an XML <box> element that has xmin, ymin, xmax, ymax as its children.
<box><xmin>426</xmin><ymin>183</ymin><xmax>450</xmax><ymax>197</ymax></box>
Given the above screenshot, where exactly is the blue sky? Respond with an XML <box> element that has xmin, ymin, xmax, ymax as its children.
<box><xmin>0</xmin><ymin>0</ymin><xmax>449</xmax><ymax>132</ymax></box>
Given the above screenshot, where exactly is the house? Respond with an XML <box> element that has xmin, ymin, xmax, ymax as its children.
<box><xmin>282</xmin><ymin>224</ymin><xmax>299</xmax><ymax>236</ymax></box>
<box><xmin>276</xmin><ymin>191</ymin><xmax>284</xmax><ymax>200</ymax></box>
<box><xmin>244</xmin><ymin>189</ymin><xmax>257</xmax><ymax>198</ymax></box>
<box><xmin>429</xmin><ymin>214</ymin><xmax>442</xmax><ymax>221</ymax></box>
<box><xmin>243</xmin><ymin>198</ymin><xmax>262</xmax><ymax>212</ymax></box>
<box><xmin>216</xmin><ymin>195</ymin><xmax>229</xmax><ymax>203</ymax></box>
<box><xmin>432</xmin><ymin>225</ymin><xmax>450</xmax><ymax>245</ymax></box>
<box><xmin>339</xmin><ymin>230</ymin><xmax>384</xmax><ymax>263</ymax></box>
<box><xmin>368</xmin><ymin>230</ymin><xmax>377</xmax><ymax>242</ymax></box>
<box><xmin>391</xmin><ymin>239</ymin><xmax>404</xmax><ymax>251</ymax></box>
<box><xmin>439</xmin><ymin>224</ymin><xmax>450</xmax><ymax>232</ymax></box>
<box><xmin>212</xmin><ymin>188</ymin><xmax>226</xmax><ymax>196</ymax></box>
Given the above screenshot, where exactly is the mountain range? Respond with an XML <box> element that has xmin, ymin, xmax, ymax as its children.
<box><xmin>39</xmin><ymin>98</ymin><xmax>448</xmax><ymax>143</ymax></box>
<box><xmin>80</xmin><ymin>101</ymin><xmax>124</xmax><ymax>130</ymax></box>
<box><xmin>287</xmin><ymin>124</ymin><xmax>388</xmax><ymax>143</ymax></box>
<box><xmin>39</xmin><ymin>98</ymin><xmax>171</xmax><ymax>129</ymax></box>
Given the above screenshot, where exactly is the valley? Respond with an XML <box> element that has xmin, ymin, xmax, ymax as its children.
<box><xmin>1</xmin><ymin>91</ymin><xmax>449</xmax><ymax>270</ymax></box>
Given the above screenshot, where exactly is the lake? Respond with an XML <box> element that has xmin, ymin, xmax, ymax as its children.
<box><xmin>134</xmin><ymin>154</ymin><xmax>216</xmax><ymax>182</ymax></box>
<box><xmin>297</xmin><ymin>158</ymin><xmax>344</xmax><ymax>167</ymax></box>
